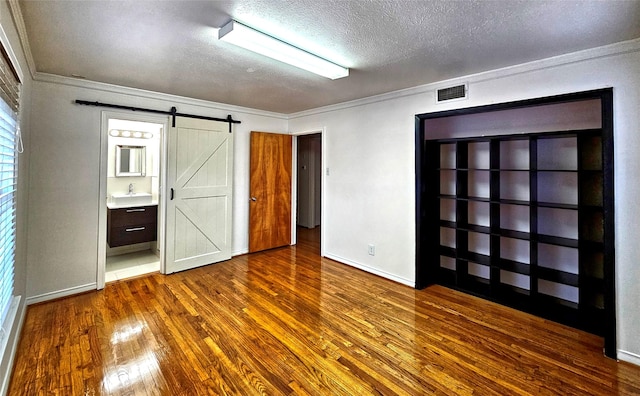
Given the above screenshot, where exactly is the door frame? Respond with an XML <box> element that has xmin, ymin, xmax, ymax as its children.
<box><xmin>291</xmin><ymin>127</ymin><xmax>326</xmax><ymax>256</ymax></box>
<box><xmin>97</xmin><ymin>111</ymin><xmax>169</xmax><ymax>289</ymax></box>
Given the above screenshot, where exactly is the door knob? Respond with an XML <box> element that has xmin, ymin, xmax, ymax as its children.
<box><xmin>250</xmin><ymin>197</ymin><xmax>257</xmax><ymax>201</ymax></box>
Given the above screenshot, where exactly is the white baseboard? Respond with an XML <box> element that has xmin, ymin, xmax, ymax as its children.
<box><xmin>324</xmin><ymin>253</ymin><xmax>414</xmax><ymax>287</ymax></box>
<box><xmin>232</xmin><ymin>249</ymin><xmax>248</xmax><ymax>257</ymax></box>
<box><xmin>618</xmin><ymin>349</ymin><xmax>640</xmax><ymax>367</ymax></box>
<box><xmin>26</xmin><ymin>283</ymin><xmax>97</xmax><ymax>305</ymax></box>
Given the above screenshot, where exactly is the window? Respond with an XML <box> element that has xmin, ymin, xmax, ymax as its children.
<box><xmin>0</xmin><ymin>101</ymin><xmax>17</xmax><ymax>325</ymax></box>
<box><xmin>0</xmin><ymin>37</ymin><xmax>21</xmax><ymax>338</ymax></box>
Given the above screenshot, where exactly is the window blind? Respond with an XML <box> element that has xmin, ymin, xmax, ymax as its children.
<box><xmin>0</xmin><ymin>45</ymin><xmax>19</xmax><ymax>326</ymax></box>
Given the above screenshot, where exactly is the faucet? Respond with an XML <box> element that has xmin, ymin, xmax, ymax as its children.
<box><xmin>128</xmin><ymin>183</ymin><xmax>134</xmax><ymax>195</ymax></box>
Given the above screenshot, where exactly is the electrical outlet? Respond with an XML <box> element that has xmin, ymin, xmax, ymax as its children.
<box><xmin>368</xmin><ymin>244</ymin><xmax>375</xmax><ymax>256</ymax></box>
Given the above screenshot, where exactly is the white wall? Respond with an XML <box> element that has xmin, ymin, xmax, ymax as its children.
<box><xmin>288</xmin><ymin>39</ymin><xmax>640</xmax><ymax>364</ymax></box>
<box><xmin>26</xmin><ymin>75</ymin><xmax>287</xmax><ymax>302</ymax></box>
<box><xmin>292</xmin><ymin>96</ymin><xmax>419</xmax><ymax>285</ymax></box>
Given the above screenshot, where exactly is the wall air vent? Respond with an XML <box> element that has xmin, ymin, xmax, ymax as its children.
<box><xmin>437</xmin><ymin>84</ymin><xmax>467</xmax><ymax>102</ymax></box>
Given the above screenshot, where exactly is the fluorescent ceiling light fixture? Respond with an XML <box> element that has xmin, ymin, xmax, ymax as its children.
<box><xmin>218</xmin><ymin>20</ymin><xmax>349</xmax><ymax>80</ymax></box>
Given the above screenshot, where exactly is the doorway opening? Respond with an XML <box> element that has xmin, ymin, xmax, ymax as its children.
<box><xmin>295</xmin><ymin>133</ymin><xmax>322</xmax><ymax>255</ymax></box>
<box><xmin>99</xmin><ymin>114</ymin><xmax>167</xmax><ymax>285</ymax></box>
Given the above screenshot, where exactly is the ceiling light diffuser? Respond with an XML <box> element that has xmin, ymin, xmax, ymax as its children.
<box><xmin>218</xmin><ymin>20</ymin><xmax>349</xmax><ymax>80</ymax></box>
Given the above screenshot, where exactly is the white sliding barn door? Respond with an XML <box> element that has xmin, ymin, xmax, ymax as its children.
<box><xmin>165</xmin><ymin>117</ymin><xmax>233</xmax><ymax>273</ymax></box>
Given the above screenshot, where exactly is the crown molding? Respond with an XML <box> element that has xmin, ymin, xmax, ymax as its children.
<box><xmin>288</xmin><ymin>37</ymin><xmax>640</xmax><ymax>120</ymax></box>
<box><xmin>14</xmin><ymin>1</ymin><xmax>640</xmax><ymax>123</ymax></box>
<box><xmin>33</xmin><ymin>72</ymin><xmax>288</xmax><ymax>120</ymax></box>
<box><xmin>7</xmin><ymin>0</ymin><xmax>36</xmax><ymax>79</ymax></box>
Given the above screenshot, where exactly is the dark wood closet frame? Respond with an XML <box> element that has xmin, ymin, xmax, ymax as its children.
<box><xmin>414</xmin><ymin>88</ymin><xmax>616</xmax><ymax>358</ymax></box>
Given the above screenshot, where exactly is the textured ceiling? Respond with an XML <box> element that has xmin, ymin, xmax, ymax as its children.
<box><xmin>19</xmin><ymin>0</ymin><xmax>640</xmax><ymax>114</ymax></box>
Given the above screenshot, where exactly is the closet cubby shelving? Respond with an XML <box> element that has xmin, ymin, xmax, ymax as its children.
<box><xmin>415</xmin><ymin>89</ymin><xmax>615</xmax><ymax>358</ymax></box>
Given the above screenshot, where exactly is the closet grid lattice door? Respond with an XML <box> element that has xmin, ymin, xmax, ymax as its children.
<box><xmin>415</xmin><ymin>89</ymin><xmax>615</xmax><ymax>358</ymax></box>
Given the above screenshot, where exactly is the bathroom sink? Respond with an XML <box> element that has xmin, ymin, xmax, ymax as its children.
<box><xmin>110</xmin><ymin>192</ymin><xmax>153</xmax><ymax>206</ymax></box>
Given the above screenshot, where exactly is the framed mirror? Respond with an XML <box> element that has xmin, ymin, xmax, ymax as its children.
<box><xmin>115</xmin><ymin>145</ymin><xmax>146</xmax><ymax>177</ymax></box>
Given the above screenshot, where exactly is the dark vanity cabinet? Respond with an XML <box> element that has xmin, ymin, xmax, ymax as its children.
<box><xmin>107</xmin><ymin>205</ymin><xmax>157</xmax><ymax>247</ymax></box>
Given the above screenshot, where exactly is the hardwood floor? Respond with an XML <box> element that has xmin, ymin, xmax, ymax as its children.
<box><xmin>9</xmin><ymin>227</ymin><xmax>640</xmax><ymax>395</ymax></box>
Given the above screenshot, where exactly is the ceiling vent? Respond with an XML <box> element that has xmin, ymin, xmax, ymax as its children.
<box><xmin>437</xmin><ymin>84</ymin><xmax>467</xmax><ymax>102</ymax></box>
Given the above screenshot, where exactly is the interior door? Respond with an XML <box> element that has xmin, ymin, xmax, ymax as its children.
<box><xmin>165</xmin><ymin>117</ymin><xmax>233</xmax><ymax>273</ymax></box>
<box><xmin>249</xmin><ymin>131</ymin><xmax>292</xmax><ymax>252</ymax></box>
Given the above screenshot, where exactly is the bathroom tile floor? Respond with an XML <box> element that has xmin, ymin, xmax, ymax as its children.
<box><xmin>105</xmin><ymin>249</ymin><xmax>160</xmax><ymax>282</ymax></box>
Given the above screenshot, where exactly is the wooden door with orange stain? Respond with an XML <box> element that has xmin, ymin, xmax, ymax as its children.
<box><xmin>249</xmin><ymin>131</ymin><xmax>292</xmax><ymax>252</ymax></box>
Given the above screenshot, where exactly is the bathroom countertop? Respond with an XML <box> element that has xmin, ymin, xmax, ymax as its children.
<box><xmin>107</xmin><ymin>201</ymin><xmax>158</xmax><ymax>210</ymax></box>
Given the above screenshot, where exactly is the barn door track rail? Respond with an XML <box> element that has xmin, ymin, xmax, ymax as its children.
<box><xmin>75</xmin><ymin>100</ymin><xmax>241</xmax><ymax>132</ymax></box>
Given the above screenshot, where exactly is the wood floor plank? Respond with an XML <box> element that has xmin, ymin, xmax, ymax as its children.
<box><xmin>8</xmin><ymin>227</ymin><xmax>640</xmax><ymax>395</ymax></box>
